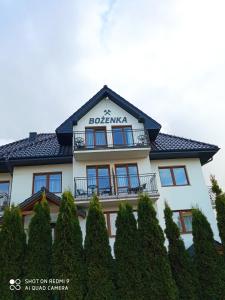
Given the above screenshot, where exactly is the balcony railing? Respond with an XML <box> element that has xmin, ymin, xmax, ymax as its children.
<box><xmin>0</xmin><ymin>192</ymin><xmax>10</xmax><ymax>215</ymax></box>
<box><xmin>74</xmin><ymin>173</ymin><xmax>158</xmax><ymax>201</ymax></box>
<box><xmin>73</xmin><ymin>129</ymin><xmax>150</xmax><ymax>151</ymax></box>
<box><xmin>208</xmin><ymin>187</ymin><xmax>216</xmax><ymax>208</ymax></box>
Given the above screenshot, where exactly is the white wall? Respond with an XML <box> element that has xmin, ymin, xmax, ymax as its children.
<box><xmin>73</xmin><ymin>157</ymin><xmax>151</xmax><ymax>178</ymax></box>
<box><xmin>10</xmin><ymin>164</ymin><xmax>73</xmax><ymax>205</ymax></box>
<box><xmin>151</xmin><ymin>158</ymin><xmax>220</xmax><ymax>247</ymax></box>
<box><xmin>0</xmin><ymin>172</ymin><xmax>12</xmax><ymax>198</ymax></box>
<box><xmin>73</xmin><ymin>97</ymin><xmax>144</xmax><ymax>132</ymax></box>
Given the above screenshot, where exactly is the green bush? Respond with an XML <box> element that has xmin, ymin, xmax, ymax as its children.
<box><xmin>0</xmin><ymin>205</ymin><xmax>26</xmax><ymax>300</ymax></box>
<box><xmin>137</xmin><ymin>194</ymin><xmax>178</xmax><ymax>300</ymax></box>
<box><xmin>53</xmin><ymin>191</ymin><xmax>85</xmax><ymax>300</ymax></box>
<box><xmin>84</xmin><ymin>194</ymin><xmax>116</xmax><ymax>300</ymax></box>
<box><xmin>164</xmin><ymin>203</ymin><xmax>198</xmax><ymax>299</ymax></box>
<box><xmin>192</xmin><ymin>208</ymin><xmax>224</xmax><ymax>299</ymax></box>
<box><xmin>26</xmin><ymin>194</ymin><xmax>52</xmax><ymax>300</ymax></box>
<box><xmin>114</xmin><ymin>202</ymin><xmax>141</xmax><ymax>300</ymax></box>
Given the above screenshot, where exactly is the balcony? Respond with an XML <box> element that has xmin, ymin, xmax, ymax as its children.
<box><xmin>73</xmin><ymin>128</ymin><xmax>151</xmax><ymax>161</ymax></box>
<box><xmin>74</xmin><ymin>173</ymin><xmax>158</xmax><ymax>205</ymax></box>
<box><xmin>208</xmin><ymin>187</ymin><xmax>216</xmax><ymax>208</ymax></box>
<box><xmin>0</xmin><ymin>192</ymin><xmax>10</xmax><ymax>215</ymax></box>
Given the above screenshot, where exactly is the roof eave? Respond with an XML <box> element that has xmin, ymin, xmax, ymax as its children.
<box><xmin>150</xmin><ymin>148</ymin><xmax>219</xmax><ymax>165</ymax></box>
<box><xmin>0</xmin><ymin>155</ymin><xmax>72</xmax><ymax>171</ymax></box>
<box><xmin>56</xmin><ymin>86</ymin><xmax>161</xmax><ymax>145</ymax></box>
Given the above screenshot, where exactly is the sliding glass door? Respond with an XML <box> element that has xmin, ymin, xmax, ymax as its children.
<box><xmin>87</xmin><ymin>166</ymin><xmax>111</xmax><ymax>195</ymax></box>
<box><xmin>115</xmin><ymin>164</ymin><xmax>139</xmax><ymax>193</ymax></box>
<box><xmin>112</xmin><ymin>126</ymin><xmax>134</xmax><ymax>147</ymax></box>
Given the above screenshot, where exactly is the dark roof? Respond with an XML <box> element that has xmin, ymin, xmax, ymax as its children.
<box><xmin>19</xmin><ymin>187</ymin><xmax>86</xmax><ymax>218</ymax></box>
<box><xmin>150</xmin><ymin>133</ymin><xmax>219</xmax><ymax>165</ymax></box>
<box><xmin>0</xmin><ymin>132</ymin><xmax>219</xmax><ymax>171</ymax></box>
<box><xmin>56</xmin><ymin>85</ymin><xmax>161</xmax><ymax>144</ymax></box>
<box><xmin>0</xmin><ymin>133</ymin><xmax>72</xmax><ymax>171</ymax></box>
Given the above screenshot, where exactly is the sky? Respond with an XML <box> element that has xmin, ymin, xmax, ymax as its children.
<box><xmin>0</xmin><ymin>0</ymin><xmax>225</xmax><ymax>188</ymax></box>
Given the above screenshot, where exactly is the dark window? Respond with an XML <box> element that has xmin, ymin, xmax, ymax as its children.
<box><xmin>115</xmin><ymin>164</ymin><xmax>139</xmax><ymax>193</ymax></box>
<box><xmin>159</xmin><ymin>166</ymin><xmax>189</xmax><ymax>187</ymax></box>
<box><xmin>85</xmin><ymin>127</ymin><xmax>107</xmax><ymax>148</ymax></box>
<box><xmin>104</xmin><ymin>210</ymin><xmax>137</xmax><ymax>237</ymax></box>
<box><xmin>33</xmin><ymin>173</ymin><xmax>62</xmax><ymax>193</ymax></box>
<box><xmin>87</xmin><ymin>166</ymin><xmax>111</xmax><ymax>195</ymax></box>
<box><xmin>0</xmin><ymin>181</ymin><xmax>10</xmax><ymax>194</ymax></box>
<box><xmin>112</xmin><ymin>126</ymin><xmax>134</xmax><ymax>147</ymax></box>
<box><xmin>173</xmin><ymin>210</ymin><xmax>192</xmax><ymax>233</ymax></box>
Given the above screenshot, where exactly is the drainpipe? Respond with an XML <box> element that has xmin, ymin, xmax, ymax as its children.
<box><xmin>5</xmin><ymin>157</ymin><xmax>13</xmax><ymax>206</ymax></box>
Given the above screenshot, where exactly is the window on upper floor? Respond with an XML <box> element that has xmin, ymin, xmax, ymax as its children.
<box><xmin>33</xmin><ymin>173</ymin><xmax>62</xmax><ymax>194</ymax></box>
<box><xmin>86</xmin><ymin>165</ymin><xmax>111</xmax><ymax>195</ymax></box>
<box><xmin>173</xmin><ymin>210</ymin><xmax>192</xmax><ymax>234</ymax></box>
<box><xmin>159</xmin><ymin>166</ymin><xmax>189</xmax><ymax>187</ymax></box>
<box><xmin>0</xmin><ymin>181</ymin><xmax>10</xmax><ymax>194</ymax></box>
<box><xmin>112</xmin><ymin>126</ymin><xmax>134</xmax><ymax>147</ymax></box>
<box><xmin>115</xmin><ymin>164</ymin><xmax>139</xmax><ymax>194</ymax></box>
<box><xmin>85</xmin><ymin>127</ymin><xmax>107</xmax><ymax>149</ymax></box>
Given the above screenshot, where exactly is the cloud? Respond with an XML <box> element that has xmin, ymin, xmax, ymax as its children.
<box><xmin>0</xmin><ymin>0</ymin><xmax>225</xmax><ymax>187</ymax></box>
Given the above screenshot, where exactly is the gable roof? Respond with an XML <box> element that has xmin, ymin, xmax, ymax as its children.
<box><xmin>150</xmin><ymin>133</ymin><xmax>219</xmax><ymax>165</ymax></box>
<box><xmin>0</xmin><ymin>132</ymin><xmax>219</xmax><ymax>171</ymax></box>
<box><xmin>56</xmin><ymin>85</ymin><xmax>161</xmax><ymax>144</ymax></box>
<box><xmin>19</xmin><ymin>187</ymin><xmax>86</xmax><ymax>218</ymax></box>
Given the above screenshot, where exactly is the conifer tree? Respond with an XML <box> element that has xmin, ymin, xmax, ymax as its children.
<box><xmin>192</xmin><ymin>208</ymin><xmax>224</xmax><ymax>299</ymax></box>
<box><xmin>0</xmin><ymin>205</ymin><xmax>26</xmax><ymax>300</ymax></box>
<box><xmin>84</xmin><ymin>194</ymin><xmax>116</xmax><ymax>300</ymax></box>
<box><xmin>53</xmin><ymin>191</ymin><xmax>85</xmax><ymax>300</ymax></box>
<box><xmin>211</xmin><ymin>175</ymin><xmax>225</xmax><ymax>249</ymax></box>
<box><xmin>114</xmin><ymin>202</ymin><xmax>141</xmax><ymax>300</ymax></box>
<box><xmin>137</xmin><ymin>194</ymin><xmax>178</xmax><ymax>300</ymax></box>
<box><xmin>164</xmin><ymin>203</ymin><xmax>198</xmax><ymax>300</ymax></box>
<box><xmin>26</xmin><ymin>194</ymin><xmax>52</xmax><ymax>300</ymax></box>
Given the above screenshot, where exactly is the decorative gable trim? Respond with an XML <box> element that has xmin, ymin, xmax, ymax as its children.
<box><xmin>56</xmin><ymin>85</ymin><xmax>161</xmax><ymax>144</ymax></box>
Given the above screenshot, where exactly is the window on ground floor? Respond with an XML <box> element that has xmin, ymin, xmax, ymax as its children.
<box><xmin>0</xmin><ymin>181</ymin><xmax>10</xmax><ymax>194</ymax></box>
<box><xmin>172</xmin><ymin>210</ymin><xmax>192</xmax><ymax>234</ymax></box>
<box><xmin>159</xmin><ymin>166</ymin><xmax>189</xmax><ymax>187</ymax></box>
<box><xmin>104</xmin><ymin>210</ymin><xmax>138</xmax><ymax>237</ymax></box>
<box><xmin>33</xmin><ymin>173</ymin><xmax>62</xmax><ymax>194</ymax></box>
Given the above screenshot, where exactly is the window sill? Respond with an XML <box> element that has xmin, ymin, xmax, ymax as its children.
<box><xmin>161</xmin><ymin>184</ymin><xmax>190</xmax><ymax>188</ymax></box>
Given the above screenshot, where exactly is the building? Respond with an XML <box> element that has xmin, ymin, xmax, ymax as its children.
<box><xmin>0</xmin><ymin>85</ymin><xmax>220</xmax><ymax>248</ymax></box>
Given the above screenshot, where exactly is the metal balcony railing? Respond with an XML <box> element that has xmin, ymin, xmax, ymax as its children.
<box><xmin>208</xmin><ymin>187</ymin><xmax>216</xmax><ymax>208</ymax></box>
<box><xmin>0</xmin><ymin>192</ymin><xmax>10</xmax><ymax>215</ymax></box>
<box><xmin>73</xmin><ymin>129</ymin><xmax>150</xmax><ymax>151</ymax></box>
<box><xmin>74</xmin><ymin>173</ymin><xmax>158</xmax><ymax>201</ymax></box>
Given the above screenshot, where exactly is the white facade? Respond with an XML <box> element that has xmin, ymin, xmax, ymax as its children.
<box><xmin>10</xmin><ymin>164</ymin><xmax>73</xmax><ymax>204</ymax></box>
<box><xmin>0</xmin><ymin>92</ymin><xmax>219</xmax><ymax>250</ymax></box>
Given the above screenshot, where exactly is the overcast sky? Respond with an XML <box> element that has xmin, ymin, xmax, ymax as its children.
<box><xmin>0</xmin><ymin>0</ymin><xmax>225</xmax><ymax>188</ymax></box>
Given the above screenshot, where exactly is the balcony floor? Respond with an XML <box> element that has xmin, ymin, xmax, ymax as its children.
<box><xmin>74</xmin><ymin>146</ymin><xmax>151</xmax><ymax>161</ymax></box>
<box><xmin>75</xmin><ymin>191</ymin><xmax>159</xmax><ymax>207</ymax></box>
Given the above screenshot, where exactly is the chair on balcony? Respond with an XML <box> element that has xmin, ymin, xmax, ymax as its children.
<box><xmin>74</xmin><ymin>137</ymin><xmax>85</xmax><ymax>149</ymax></box>
<box><xmin>99</xmin><ymin>187</ymin><xmax>112</xmax><ymax>196</ymax></box>
<box><xmin>128</xmin><ymin>183</ymin><xmax>147</xmax><ymax>194</ymax></box>
<box><xmin>75</xmin><ymin>189</ymin><xmax>87</xmax><ymax>197</ymax></box>
<box><xmin>136</xmin><ymin>134</ymin><xmax>148</xmax><ymax>146</ymax></box>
